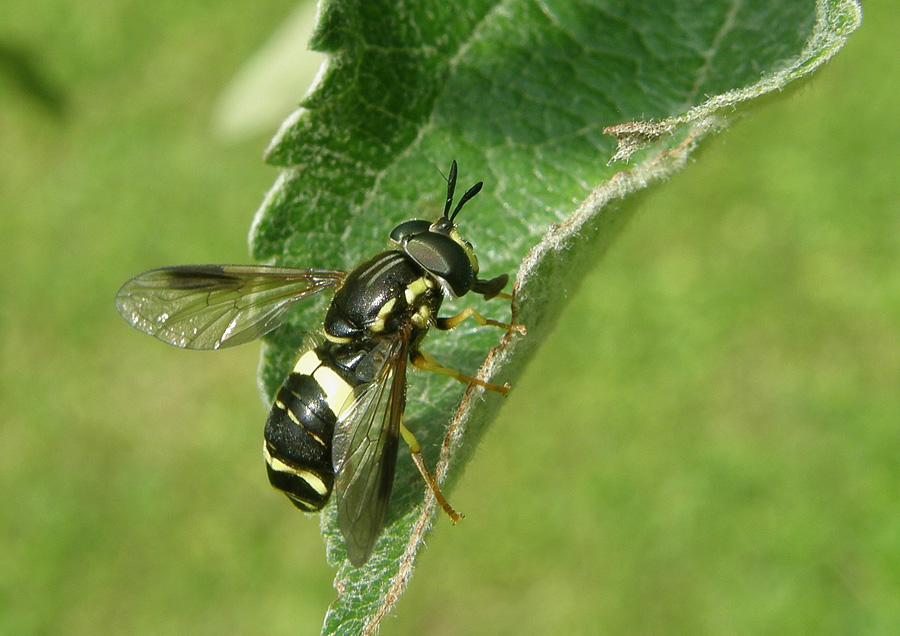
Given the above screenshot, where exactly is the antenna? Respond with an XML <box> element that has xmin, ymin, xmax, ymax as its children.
<box><xmin>450</xmin><ymin>181</ymin><xmax>483</xmax><ymax>221</ymax></box>
<box><xmin>443</xmin><ymin>160</ymin><xmax>459</xmax><ymax>219</ymax></box>
<box><xmin>443</xmin><ymin>160</ymin><xmax>483</xmax><ymax>222</ymax></box>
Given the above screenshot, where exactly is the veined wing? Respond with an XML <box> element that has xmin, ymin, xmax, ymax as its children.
<box><xmin>332</xmin><ymin>334</ymin><xmax>408</xmax><ymax>566</ymax></box>
<box><xmin>115</xmin><ymin>265</ymin><xmax>345</xmax><ymax>350</ymax></box>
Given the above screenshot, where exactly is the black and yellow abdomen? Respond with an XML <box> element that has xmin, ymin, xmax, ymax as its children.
<box><xmin>264</xmin><ymin>341</ymin><xmax>379</xmax><ymax>511</ymax></box>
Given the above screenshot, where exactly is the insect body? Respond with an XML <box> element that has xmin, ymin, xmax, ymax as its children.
<box><xmin>116</xmin><ymin>162</ymin><xmax>521</xmax><ymax>566</ymax></box>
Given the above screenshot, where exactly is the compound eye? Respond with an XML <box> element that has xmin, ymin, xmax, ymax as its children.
<box><xmin>404</xmin><ymin>233</ymin><xmax>475</xmax><ymax>297</ymax></box>
<box><xmin>389</xmin><ymin>219</ymin><xmax>431</xmax><ymax>244</ymax></box>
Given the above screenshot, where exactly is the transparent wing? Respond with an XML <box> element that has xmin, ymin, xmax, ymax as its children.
<box><xmin>115</xmin><ymin>265</ymin><xmax>345</xmax><ymax>350</ymax></box>
<box><xmin>332</xmin><ymin>334</ymin><xmax>409</xmax><ymax>566</ymax></box>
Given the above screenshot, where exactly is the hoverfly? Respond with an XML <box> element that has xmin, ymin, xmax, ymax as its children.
<box><xmin>115</xmin><ymin>161</ymin><xmax>522</xmax><ymax>566</ymax></box>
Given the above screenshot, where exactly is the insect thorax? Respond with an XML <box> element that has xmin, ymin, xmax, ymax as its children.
<box><xmin>323</xmin><ymin>250</ymin><xmax>443</xmax><ymax>343</ymax></box>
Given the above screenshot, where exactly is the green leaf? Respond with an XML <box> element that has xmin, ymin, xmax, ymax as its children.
<box><xmin>249</xmin><ymin>0</ymin><xmax>861</xmax><ymax>633</ymax></box>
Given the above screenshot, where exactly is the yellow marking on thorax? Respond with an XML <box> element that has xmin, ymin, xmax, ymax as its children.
<box><xmin>369</xmin><ymin>296</ymin><xmax>397</xmax><ymax>333</ymax></box>
<box><xmin>404</xmin><ymin>277</ymin><xmax>432</xmax><ymax>304</ymax></box>
<box><xmin>411</xmin><ymin>304</ymin><xmax>432</xmax><ymax>328</ymax></box>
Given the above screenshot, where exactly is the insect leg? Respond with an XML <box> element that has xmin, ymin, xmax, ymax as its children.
<box><xmin>410</xmin><ymin>350</ymin><xmax>510</xmax><ymax>395</ymax></box>
<box><xmin>399</xmin><ymin>423</ymin><xmax>463</xmax><ymax>523</ymax></box>
<box><xmin>435</xmin><ymin>307</ymin><xmax>526</xmax><ymax>334</ymax></box>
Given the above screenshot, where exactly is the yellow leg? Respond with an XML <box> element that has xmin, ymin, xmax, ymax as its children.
<box><xmin>436</xmin><ymin>306</ymin><xmax>526</xmax><ymax>335</ymax></box>
<box><xmin>400</xmin><ymin>422</ymin><xmax>463</xmax><ymax>523</ymax></box>
<box><xmin>411</xmin><ymin>350</ymin><xmax>510</xmax><ymax>395</ymax></box>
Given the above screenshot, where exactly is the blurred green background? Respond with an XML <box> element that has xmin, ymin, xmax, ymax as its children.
<box><xmin>1</xmin><ymin>1</ymin><xmax>896</xmax><ymax>635</ymax></box>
